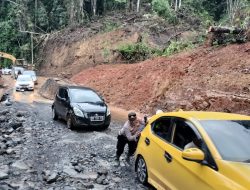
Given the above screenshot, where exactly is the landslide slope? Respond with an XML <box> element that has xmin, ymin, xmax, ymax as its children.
<box><xmin>71</xmin><ymin>42</ymin><xmax>250</xmax><ymax>115</ymax></box>
<box><xmin>38</xmin><ymin>13</ymin><xmax>198</xmax><ymax>78</ymax></box>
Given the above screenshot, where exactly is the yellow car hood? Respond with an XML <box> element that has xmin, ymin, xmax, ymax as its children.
<box><xmin>217</xmin><ymin>159</ymin><xmax>250</xmax><ymax>189</ymax></box>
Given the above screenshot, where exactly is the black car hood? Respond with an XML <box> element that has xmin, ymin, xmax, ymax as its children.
<box><xmin>71</xmin><ymin>102</ymin><xmax>106</xmax><ymax>112</ymax></box>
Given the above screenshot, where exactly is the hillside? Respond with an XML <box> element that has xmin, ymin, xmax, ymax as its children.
<box><xmin>38</xmin><ymin>13</ymin><xmax>201</xmax><ymax>78</ymax></box>
<box><xmin>71</xmin><ymin>42</ymin><xmax>250</xmax><ymax>115</ymax></box>
<box><xmin>37</xmin><ymin>12</ymin><xmax>250</xmax><ymax>116</ymax></box>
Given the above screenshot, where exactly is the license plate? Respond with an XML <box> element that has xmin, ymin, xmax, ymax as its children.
<box><xmin>90</xmin><ymin>116</ymin><xmax>104</xmax><ymax>121</ymax></box>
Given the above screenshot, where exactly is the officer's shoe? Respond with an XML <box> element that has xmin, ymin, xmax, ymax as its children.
<box><xmin>125</xmin><ymin>156</ymin><xmax>131</xmax><ymax>165</ymax></box>
<box><xmin>114</xmin><ymin>157</ymin><xmax>120</xmax><ymax>167</ymax></box>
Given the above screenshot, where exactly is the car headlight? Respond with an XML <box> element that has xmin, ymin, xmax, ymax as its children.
<box><xmin>73</xmin><ymin>107</ymin><xmax>84</xmax><ymax>117</ymax></box>
<box><xmin>28</xmin><ymin>83</ymin><xmax>34</xmax><ymax>87</ymax></box>
<box><xmin>106</xmin><ymin>107</ymin><xmax>111</xmax><ymax>116</ymax></box>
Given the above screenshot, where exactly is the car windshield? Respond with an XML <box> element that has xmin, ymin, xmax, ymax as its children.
<box><xmin>14</xmin><ymin>67</ymin><xmax>23</xmax><ymax>71</ymax></box>
<box><xmin>23</xmin><ymin>71</ymin><xmax>35</xmax><ymax>76</ymax></box>
<box><xmin>200</xmin><ymin>120</ymin><xmax>250</xmax><ymax>162</ymax></box>
<box><xmin>69</xmin><ymin>88</ymin><xmax>102</xmax><ymax>103</ymax></box>
<box><xmin>17</xmin><ymin>75</ymin><xmax>32</xmax><ymax>82</ymax></box>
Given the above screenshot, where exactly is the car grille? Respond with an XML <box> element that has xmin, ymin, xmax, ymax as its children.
<box><xmin>88</xmin><ymin>112</ymin><xmax>105</xmax><ymax>117</ymax></box>
<box><xmin>20</xmin><ymin>84</ymin><xmax>28</xmax><ymax>87</ymax></box>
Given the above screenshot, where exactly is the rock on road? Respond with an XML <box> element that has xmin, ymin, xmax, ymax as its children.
<box><xmin>0</xmin><ymin>76</ymin><xmax>154</xmax><ymax>190</ymax></box>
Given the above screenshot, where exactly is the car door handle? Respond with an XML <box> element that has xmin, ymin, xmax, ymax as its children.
<box><xmin>145</xmin><ymin>137</ymin><xmax>150</xmax><ymax>146</ymax></box>
<box><xmin>164</xmin><ymin>151</ymin><xmax>172</xmax><ymax>163</ymax></box>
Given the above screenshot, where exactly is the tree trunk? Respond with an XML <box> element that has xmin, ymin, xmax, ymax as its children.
<box><xmin>136</xmin><ymin>0</ymin><xmax>140</xmax><ymax>13</ymax></box>
<box><xmin>92</xmin><ymin>0</ymin><xmax>97</xmax><ymax>16</ymax></box>
<box><xmin>208</xmin><ymin>26</ymin><xmax>245</xmax><ymax>34</ymax></box>
<box><xmin>69</xmin><ymin>0</ymin><xmax>75</xmax><ymax>25</ymax></box>
<box><xmin>175</xmin><ymin>0</ymin><xmax>178</xmax><ymax>11</ymax></box>
<box><xmin>178</xmin><ymin>0</ymin><xmax>181</xmax><ymax>8</ymax></box>
<box><xmin>128</xmin><ymin>0</ymin><xmax>133</xmax><ymax>12</ymax></box>
<box><xmin>206</xmin><ymin>26</ymin><xmax>247</xmax><ymax>46</ymax></box>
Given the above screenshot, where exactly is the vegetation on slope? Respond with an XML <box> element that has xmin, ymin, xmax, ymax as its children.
<box><xmin>0</xmin><ymin>0</ymin><xmax>249</xmax><ymax>67</ymax></box>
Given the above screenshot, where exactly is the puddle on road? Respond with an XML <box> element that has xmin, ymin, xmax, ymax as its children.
<box><xmin>2</xmin><ymin>75</ymin><xmax>52</xmax><ymax>104</ymax></box>
<box><xmin>13</xmin><ymin>90</ymin><xmax>35</xmax><ymax>104</ymax></box>
<box><xmin>13</xmin><ymin>88</ymin><xmax>52</xmax><ymax>104</ymax></box>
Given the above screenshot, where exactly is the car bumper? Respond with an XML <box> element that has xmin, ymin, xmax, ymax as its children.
<box><xmin>72</xmin><ymin>115</ymin><xmax>111</xmax><ymax>128</ymax></box>
<box><xmin>16</xmin><ymin>86</ymin><xmax>34</xmax><ymax>91</ymax></box>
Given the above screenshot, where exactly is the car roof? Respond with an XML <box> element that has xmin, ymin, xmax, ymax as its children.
<box><xmin>18</xmin><ymin>74</ymin><xmax>32</xmax><ymax>78</ymax></box>
<box><xmin>13</xmin><ymin>66</ymin><xmax>24</xmax><ymax>69</ymax></box>
<box><xmin>159</xmin><ymin>111</ymin><xmax>250</xmax><ymax>120</ymax></box>
<box><xmin>60</xmin><ymin>85</ymin><xmax>95</xmax><ymax>91</ymax></box>
<box><xmin>23</xmin><ymin>70</ymin><xmax>35</xmax><ymax>73</ymax></box>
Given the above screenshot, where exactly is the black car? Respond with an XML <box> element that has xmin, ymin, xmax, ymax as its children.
<box><xmin>52</xmin><ymin>86</ymin><xmax>111</xmax><ymax>130</ymax></box>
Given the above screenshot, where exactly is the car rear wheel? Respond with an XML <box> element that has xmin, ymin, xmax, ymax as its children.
<box><xmin>136</xmin><ymin>156</ymin><xmax>148</xmax><ymax>185</ymax></box>
<box><xmin>67</xmin><ymin>115</ymin><xmax>75</xmax><ymax>130</ymax></box>
<box><xmin>52</xmin><ymin>108</ymin><xmax>58</xmax><ymax>120</ymax></box>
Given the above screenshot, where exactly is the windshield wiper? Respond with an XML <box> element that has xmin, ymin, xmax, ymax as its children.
<box><xmin>76</xmin><ymin>101</ymin><xmax>93</xmax><ymax>103</ymax></box>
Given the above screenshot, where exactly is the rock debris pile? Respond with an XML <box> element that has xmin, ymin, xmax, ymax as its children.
<box><xmin>0</xmin><ymin>103</ymin><xmax>152</xmax><ymax>190</ymax></box>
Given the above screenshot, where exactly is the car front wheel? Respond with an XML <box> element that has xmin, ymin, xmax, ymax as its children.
<box><xmin>67</xmin><ymin>115</ymin><xmax>75</xmax><ymax>130</ymax></box>
<box><xmin>136</xmin><ymin>156</ymin><xmax>148</xmax><ymax>185</ymax></box>
<box><xmin>52</xmin><ymin>108</ymin><xmax>58</xmax><ymax>120</ymax></box>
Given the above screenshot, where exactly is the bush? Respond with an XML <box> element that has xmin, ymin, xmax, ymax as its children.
<box><xmin>152</xmin><ymin>0</ymin><xmax>177</xmax><ymax>23</ymax></box>
<box><xmin>118</xmin><ymin>40</ymin><xmax>197</xmax><ymax>62</ymax></box>
<box><xmin>103</xmin><ymin>21</ymin><xmax>119</xmax><ymax>32</ymax></box>
<box><xmin>118</xmin><ymin>43</ymin><xmax>153</xmax><ymax>62</ymax></box>
<box><xmin>162</xmin><ymin>40</ymin><xmax>195</xmax><ymax>56</ymax></box>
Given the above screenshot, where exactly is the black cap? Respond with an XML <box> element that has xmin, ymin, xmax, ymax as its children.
<box><xmin>128</xmin><ymin>112</ymin><xmax>136</xmax><ymax>121</ymax></box>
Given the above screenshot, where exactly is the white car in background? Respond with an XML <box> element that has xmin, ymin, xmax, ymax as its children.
<box><xmin>23</xmin><ymin>70</ymin><xmax>37</xmax><ymax>84</ymax></box>
<box><xmin>15</xmin><ymin>75</ymin><xmax>34</xmax><ymax>91</ymax></box>
<box><xmin>1</xmin><ymin>68</ymin><xmax>12</xmax><ymax>75</ymax></box>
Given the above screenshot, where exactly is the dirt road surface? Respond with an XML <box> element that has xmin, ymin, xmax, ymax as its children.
<box><xmin>0</xmin><ymin>76</ymin><xmax>154</xmax><ymax>190</ymax></box>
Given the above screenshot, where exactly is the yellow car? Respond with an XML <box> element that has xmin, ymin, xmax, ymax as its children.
<box><xmin>135</xmin><ymin>111</ymin><xmax>250</xmax><ymax>190</ymax></box>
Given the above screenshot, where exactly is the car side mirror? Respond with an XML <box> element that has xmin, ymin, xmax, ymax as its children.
<box><xmin>61</xmin><ymin>97</ymin><xmax>66</xmax><ymax>102</ymax></box>
<box><xmin>182</xmin><ymin>148</ymin><xmax>205</xmax><ymax>163</ymax></box>
<box><xmin>100</xmin><ymin>96</ymin><xmax>105</xmax><ymax>102</ymax></box>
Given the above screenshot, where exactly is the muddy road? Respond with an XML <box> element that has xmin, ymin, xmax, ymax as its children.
<box><xmin>0</xmin><ymin>77</ymin><xmax>153</xmax><ymax>190</ymax></box>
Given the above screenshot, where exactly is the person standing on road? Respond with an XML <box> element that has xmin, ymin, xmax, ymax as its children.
<box><xmin>115</xmin><ymin>112</ymin><xmax>145</xmax><ymax>166</ymax></box>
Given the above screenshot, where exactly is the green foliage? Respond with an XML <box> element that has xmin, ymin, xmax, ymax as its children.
<box><xmin>162</xmin><ymin>41</ymin><xmax>195</xmax><ymax>56</ymax></box>
<box><xmin>36</xmin><ymin>4</ymin><xmax>49</xmax><ymax>29</ymax></box>
<box><xmin>118</xmin><ymin>43</ymin><xmax>153</xmax><ymax>62</ymax></box>
<box><xmin>0</xmin><ymin>0</ymin><xmax>247</xmax><ymax>66</ymax></box>
<box><xmin>118</xmin><ymin>39</ymin><xmax>198</xmax><ymax>62</ymax></box>
<box><xmin>180</xmin><ymin>0</ymin><xmax>213</xmax><ymax>25</ymax></box>
<box><xmin>152</xmin><ymin>0</ymin><xmax>177</xmax><ymax>23</ymax></box>
<box><xmin>103</xmin><ymin>48</ymin><xmax>110</xmax><ymax>58</ymax></box>
<box><xmin>105</xmin><ymin>0</ymin><xmax>126</xmax><ymax>11</ymax></box>
<box><xmin>103</xmin><ymin>21</ymin><xmax>119</xmax><ymax>32</ymax></box>
<box><xmin>114</xmin><ymin>0</ymin><xmax>126</xmax><ymax>3</ymax></box>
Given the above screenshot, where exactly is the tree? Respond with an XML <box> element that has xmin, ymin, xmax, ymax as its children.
<box><xmin>226</xmin><ymin>0</ymin><xmax>248</xmax><ymax>25</ymax></box>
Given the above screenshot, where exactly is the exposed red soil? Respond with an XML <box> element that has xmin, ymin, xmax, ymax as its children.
<box><xmin>36</xmin><ymin>13</ymin><xmax>250</xmax><ymax>115</ymax></box>
<box><xmin>71</xmin><ymin>42</ymin><xmax>250</xmax><ymax>115</ymax></box>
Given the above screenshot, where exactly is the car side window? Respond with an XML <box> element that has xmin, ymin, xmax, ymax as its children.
<box><xmin>172</xmin><ymin>118</ymin><xmax>200</xmax><ymax>150</ymax></box>
<box><xmin>58</xmin><ymin>88</ymin><xmax>64</xmax><ymax>98</ymax></box>
<box><xmin>58</xmin><ymin>88</ymin><xmax>68</xmax><ymax>99</ymax></box>
<box><xmin>152</xmin><ymin>117</ymin><xmax>172</xmax><ymax>142</ymax></box>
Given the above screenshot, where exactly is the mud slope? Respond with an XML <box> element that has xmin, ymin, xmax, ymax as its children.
<box><xmin>38</xmin><ymin>13</ymin><xmax>196</xmax><ymax>78</ymax></box>
<box><xmin>71</xmin><ymin>42</ymin><xmax>250</xmax><ymax>115</ymax></box>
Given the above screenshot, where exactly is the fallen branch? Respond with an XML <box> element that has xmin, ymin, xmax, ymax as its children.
<box><xmin>205</xmin><ymin>26</ymin><xmax>248</xmax><ymax>46</ymax></box>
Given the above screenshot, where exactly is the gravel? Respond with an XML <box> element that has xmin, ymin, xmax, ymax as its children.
<box><xmin>0</xmin><ymin>101</ymin><xmax>154</xmax><ymax>190</ymax></box>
